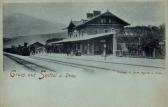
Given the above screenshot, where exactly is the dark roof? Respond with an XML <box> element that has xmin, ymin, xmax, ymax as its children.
<box><xmin>67</xmin><ymin>10</ymin><xmax>129</xmax><ymax>29</ymax></box>
<box><xmin>71</xmin><ymin>19</ymin><xmax>88</xmax><ymax>26</ymax></box>
<box><xmin>71</xmin><ymin>21</ymin><xmax>81</xmax><ymax>26</ymax></box>
<box><xmin>76</xmin><ymin>11</ymin><xmax>129</xmax><ymax>27</ymax></box>
<box><xmin>29</xmin><ymin>42</ymin><xmax>44</xmax><ymax>47</ymax></box>
<box><xmin>50</xmin><ymin>32</ymin><xmax>114</xmax><ymax>44</ymax></box>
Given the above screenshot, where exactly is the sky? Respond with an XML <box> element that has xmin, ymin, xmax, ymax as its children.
<box><xmin>3</xmin><ymin>2</ymin><xmax>165</xmax><ymax>26</ymax></box>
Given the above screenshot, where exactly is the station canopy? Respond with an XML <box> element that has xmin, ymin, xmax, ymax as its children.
<box><xmin>50</xmin><ymin>32</ymin><xmax>115</xmax><ymax>44</ymax></box>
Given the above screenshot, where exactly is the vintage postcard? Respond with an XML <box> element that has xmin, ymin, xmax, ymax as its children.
<box><xmin>0</xmin><ymin>0</ymin><xmax>168</xmax><ymax>107</ymax></box>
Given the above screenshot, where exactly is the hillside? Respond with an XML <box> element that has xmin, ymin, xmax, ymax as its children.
<box><xmin>3</xmin><ymin>32</ymin><xmax>67</xmax><ymax>48</ymax></box>
<box><xmin>3</xmin><ymin>13</ymin><xmax>66</xmax><ymax>37</ymax></box>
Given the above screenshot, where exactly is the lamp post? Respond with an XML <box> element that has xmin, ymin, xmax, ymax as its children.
<box><xmin>138</xmin><ymin>36</ymin><xmax>141</xmax><ymax>56</ymax></box>
<box><xmin>103</xmin><ymin>43</ymin><xmax>107</xmax><ymax>57</ymax></box>
<box><xmin>103</xmin><ymin>43</ymin><xmax>107</xmax><ymax>60</ymax></box>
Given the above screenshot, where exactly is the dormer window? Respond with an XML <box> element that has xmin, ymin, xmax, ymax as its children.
<box><xmin>73</xmin><ymin>30</ymin><xmax>78</xmax><ymax>37</ymax></box>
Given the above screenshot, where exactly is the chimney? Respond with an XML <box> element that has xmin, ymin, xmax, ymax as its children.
<box><xmin>93</xmin><ymin>10</ymin><xmax>101</xmax><ymax>16</ymax></box>
<box><xmin>86</xmin><ymin>13</ymin><xmax>93</xmax><ymax>19</ymax></box>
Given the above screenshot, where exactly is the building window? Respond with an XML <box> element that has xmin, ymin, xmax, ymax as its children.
<box><xmin>69</xmin><ymin>32</ymin><xmax>73</xmax><ymax>38</ymax></box>
<box><xmin>109</xmin><ymin>19</ymin><xmax>111</xmax><ymax>23</ymax></box>
<box><xmin>69</xmin><ymin>33</ymin><xmax>71</xmax><ymax>38</ymax></box>
<box><xmin>104</xmin><ymin>19</ymin><xmax>106</xmax><ymax>23</ymax></box>
<box><xmin>81</xmin><ymin>31</ymin><xmax>83</xmax><ymax>36</ymax></box>
<box><xmin>74</xmin><ymin>30</ymin><xmax>77</xmax><ymax>37</ymax></box>
<box><xmin>101</xmin><ymin>18</ymin><xmax>107</xmax><ymax>24</ymax></box>
<box><xmin>101</xmin><ymin>19</ymin><xmax>104</xmax><ymax>24</ymax></box>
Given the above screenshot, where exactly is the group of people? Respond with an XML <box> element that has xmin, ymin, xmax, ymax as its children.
<box><xmin>66</xmin><ymin>49</ymin><xmax>82</xmax><ymax>56</ymax></box>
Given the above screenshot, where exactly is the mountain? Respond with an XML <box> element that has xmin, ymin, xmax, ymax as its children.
<box><xmin>3</xmin><ymin>32</ymin><xmax>67</xmax><ymax>48</ymax></box>
<box><xmin>3</xmin><ymin>13</ymin><xmax>66</xmax><ymax>37</ymax></box>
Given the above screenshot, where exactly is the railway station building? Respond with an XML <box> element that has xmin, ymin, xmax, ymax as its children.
<box><xmin>50</xmin><ymin>10</ymin><xmax>130</xmax><ymax>56</ymax></box>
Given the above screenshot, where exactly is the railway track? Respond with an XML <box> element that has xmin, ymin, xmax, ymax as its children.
<box><xmin>5</xmin><ymin>53</ymin><xmax>164</xmax><ymax>73</ymax></box>
<box><xmin>4</xmin><ymin>53</ymin><xmax>57</xmax><ymax>72</ymax></box>
<box><xmin>46</xmin><ymin>56</ymin><xmax>164</xmax><ymax>69</ymax></box>
<box><xmin>30</xmin><ymin>56</ymin><xmax>128</xmax><ymax>73</ymax></box>
<box><xmin>5</xmin><ymin>53</ymin><xmax>121</xmax><ymax>72</ymax></box>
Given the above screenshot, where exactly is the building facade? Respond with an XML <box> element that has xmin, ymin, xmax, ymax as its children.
<box><xmin>51</xmin><ymin>10</ymin><xmax>130</xmax><ymax>55</ymax></box>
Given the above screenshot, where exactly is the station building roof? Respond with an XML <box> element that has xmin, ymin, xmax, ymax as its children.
<box><xmin>50</xmin><ymin>32</ymin><xmax>115</xmax><ymax>44</ymax></box>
